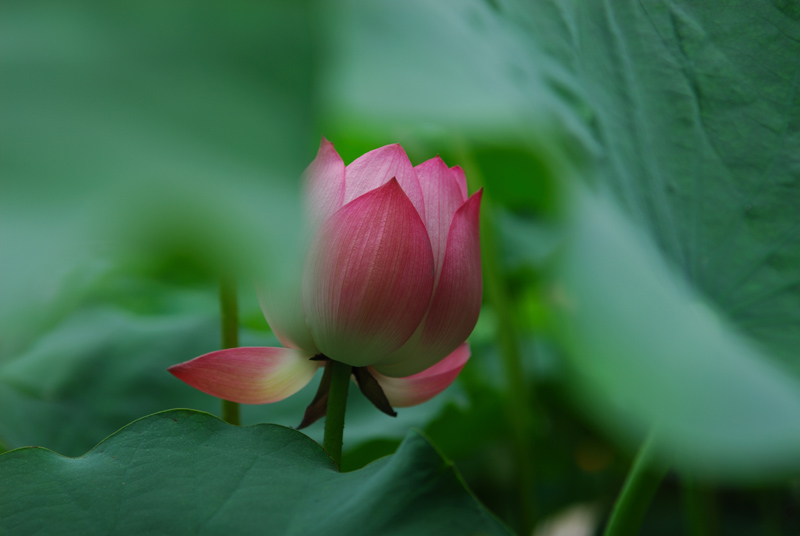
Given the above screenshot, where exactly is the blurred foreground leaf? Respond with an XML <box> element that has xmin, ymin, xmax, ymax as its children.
<box><xmin>0</xmin><ymin>409</ymin><xmax>510</xmax><ymax>536</ymax></box>
<box><xmin>544</xmin><ymin>2</ymin><xmax>800</xmax><ymax>479</ymax></box>
<box><xmin>1</xmin><ymin>0</ymin><xmax>314</xmax><ymax>353</ymax></box>
<box><xmin>322</xmin><ymin>0</ymin><xmax>588</xmax><ymax>154</ymax></box>
<box><xmin>325</xmin><ymin>0</ymin><xmax>800</xmax><ymax>479</ymax></box>
<box><xmin>555</xmin><ymin>190</ymin><xmax>800</xmax><ymax>480</ymax></box>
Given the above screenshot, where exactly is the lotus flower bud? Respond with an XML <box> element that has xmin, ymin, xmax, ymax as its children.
<box><xmin>170</xmin><ymin>139</ymin><xmax>482</xmax><ymax>409</ymax></box>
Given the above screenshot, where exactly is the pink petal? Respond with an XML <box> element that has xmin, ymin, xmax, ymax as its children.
<box><xmin>168</xmin><ymin>347</ymin><xmax>320</xmax><ymax>404</ymax></box>
<box><xmin>375</xmin><ymin>190</ymin><xmax>483</xmax><ymax>377</ymax></box>
<box><xmin>257</xmin><ymin>279</ymin><xmax>319</xmax><ymax>354</ymax></box>
<box><xmin>303</xmin><ymin>178</ymin><xmax>435</xmax><ymax>367</ymax></box>
<box><xmin>416</xmin><ymin>157</ymin><xmax>466</xmax><ymax>280</ymax></box>
<box><xmin>305</xmin><ymin>137</ymin><xmax>346</xmax><ymax>229</ymax></box>
<box><xmin>450</xmin><ymin>165</ymin><xmax>469</xmax><ymax>202</ymax></box>
<box><xmin>371</xmin><ymin>343</ymin><xmax>470</xmax><ymax>407</ymax></box>
<box><xmin>344</xmin><ymin>144</ymin><xmax>425</xmax><ymax>223</ymax></box>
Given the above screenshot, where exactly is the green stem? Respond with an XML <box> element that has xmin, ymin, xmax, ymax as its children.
<box><xmin>323</xmin><ymin>360</ymin><xmax>351</xmax><ymax>470</ymax></box>
<box><xmin>221</xmin><ymin>399</ymin><xmax>240</xmax><ymax>426</ymax></box>
<box><xmin>757</xmin><ymin>489</ymin><xmax>783</xmax><ymax>536</ymax></box>
<box><xmin>604</xmin><ymin>432</ymin><xmax>667</xmax><ymax>536</ymax></box>
<box><xmin>455</xmin><ymin>143</ymin><xmax>536</xmax><ymax>533</ymax></box>
<box><xmin>219</xmin><ymin>275</ymin><xmax>240</xmax><ymax>426</ymax></box>
<box><xmin>681</xmin><ymin>477</ymin><xmax>716</xmax><ymax>536</ymax></box>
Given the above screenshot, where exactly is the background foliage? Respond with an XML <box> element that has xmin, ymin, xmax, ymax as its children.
<box><xmin>2</xmin><ymin>0</ymin><xmax>799</xmax><ymax>534</ymax></box>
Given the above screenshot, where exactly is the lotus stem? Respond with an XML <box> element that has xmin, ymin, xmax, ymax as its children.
<box><xmin>604</xmin><ymin>431</ymin><xmax>667</xmax><ymax>536</ymax></box>
<box><xmin>454</xmin><ymin>142</ymin><xmax>536</xmax><ymax>533</ymax></box>
<box><xmin>323</xmin><ymin>360</ymin><xmax>351</xmax><ymax>470</ymax></box>
<box><xmin>681</xmin><ymin>476</ymin><xmax>717</xmax><ymax>536</ymax></box>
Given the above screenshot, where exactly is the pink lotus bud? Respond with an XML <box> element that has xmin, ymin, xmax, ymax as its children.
<box><xmin>274</xmin><ymin>139</ymin><xmax>483</xmax><ymax>377</ymax></box>
<box><xmin>170</xmin><ymin>139</ymin><xmax>482</xmax><ymax>407</ymax></box>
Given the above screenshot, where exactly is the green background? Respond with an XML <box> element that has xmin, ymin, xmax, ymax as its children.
<box><xmin>2</xmin><ymin>0</ymin><xmax>799</xmax><ymax>534</ymax></box>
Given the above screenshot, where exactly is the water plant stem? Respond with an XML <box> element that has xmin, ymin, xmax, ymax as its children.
<box><xmin>219</xmin><ymin>275</ymin><xmax>240</xmax><ymax>426</ymax></box>
<box><xmin>323</xmin><ymin>360</ymin><xmax>351</xmax><ymax>470</ymax></box>
<box><xmin>681</xmin><ymin>477</ymin><xmax>716</xmax><ymax>536</ymax></box>
<box><xmin>455</xmin><ymin>143</ymin><xmax>536</xmax><ymax>534</ymax></box>
<box><xmin>604</xmin><ymin>431</ymin><xmax>667</xmax><ymax>536</ymax></box>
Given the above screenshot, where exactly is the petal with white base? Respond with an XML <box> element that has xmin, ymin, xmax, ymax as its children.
<box><xmin>168</xmin><ymin>347</ymin><xmax>320</xmax><ymax>404</ymax></box>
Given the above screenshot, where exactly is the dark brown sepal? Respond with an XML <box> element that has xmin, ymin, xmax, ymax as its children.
<box><xmin>352</xmin><ymin>366</ymin><xmax>397</xmax><ymax>417</ymax></box>
<box><xmin>297</xmin><ymin>360</ymin><xmax>335</xmax><ymax>429</ymax></box>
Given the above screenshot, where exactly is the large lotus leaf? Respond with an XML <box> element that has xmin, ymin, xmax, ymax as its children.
<box><xmin>0</xmin><ymin>409</ymin><xmax>510</xmax><ymax>536</ymax></box>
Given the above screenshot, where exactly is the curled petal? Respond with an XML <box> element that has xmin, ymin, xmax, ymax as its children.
<box><xmin>450</xmin><ymin>165</ymin><xmax>468</xmax><ymax>202</ymax></box>
<box><xmin>375</xmin><ymin>190</ymin><xmax>483</xmax><ymax>377</ymax></box>
<box><xmin>305</xmin><ymin>137</ymin><xmax>346</xmax><ymax>229</ymax></box>
<box><xmin>303</xmin><ymin>178</ymin><xmax>435</xmax><ymax>367</ymax></box>
<box><xmin>416</xmin><ymin>157</ymin><xmax>466</xmax><ymax>279</ymax></box>
<box><xmin>344</xmin><ymin>144</ymin><xmax>425</xmax><ymax>222</ymax></box>
<box><xmin>371</xmin><ymin>343</ymin><xmax>470</xmax><ymax>407</ymax></box>
<box><xmin>168</xmin><ymin>347</ymin><xmax>320</xmax><ymax>404</ymax></box>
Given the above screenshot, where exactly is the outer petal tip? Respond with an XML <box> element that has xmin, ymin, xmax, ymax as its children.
<box><xmin>415</xmin><ymin>157</ymin><xmax>468</xmax><ymax>277</ymax></box>
<box><xmin>468</xmin><ymin>187</ymin><xmax>483</xmax><ymax>205</ymax></box>
<box><xmin>305</xmin><ymin>137</ymin><xmax>346</xmax><ymax>229</ymax></box>
<box><xmin>455</xmin><ymin>188</ymin><xmax>483</xmax><ymax>231</ymax></box>
<box><xmin>371</xmin><ymin>343</ymin><xmax>471</xmax><ymax>407</ymax></box>
<box><xmin>344</xmin><ymin>143</ymin><xmax>425</xmax><ymax>220</ymax></box>
<box><xmin>169</xmin><ymin>347</ymin><xmax>320</xmax><ymax>405</ymax></box>
<box><xmin>450</xmin><ymin>165</ymin><xmax>469</xmax><ymax>201</ymax></box>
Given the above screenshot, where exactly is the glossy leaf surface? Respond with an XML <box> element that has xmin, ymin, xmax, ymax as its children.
<box><xmin>0</xmin><ymin>410</ymin><xmax>510</xmax><ymax>536</ymax></box>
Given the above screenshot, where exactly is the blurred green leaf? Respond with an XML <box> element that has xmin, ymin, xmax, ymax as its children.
<box><xmin>321</xmin><ymin>0</ymin><xmax>590</xmax><ymax>151</ymax></box>
<box><xmin>541</xmin><ymin>1</ymin><xmax>800</xmax><ymax>479</ymax></box>
<box><xmin>555</xmin><ymin>189</ymin><xmax>800</xmax><ymax>479</ymax></box>
<box><xmin>1</xmin><ymin>0</ymin><xmax>315</xmax><ymax>352</ymax></box>
<box><xmin>0</xmin><ymin>307</ymin><xmax>220</xmax><ymax>455</ymax></box>
<box><xmin>0</xmin><ymin>409</ymin><xmax>511</xmax><ymax>535</ymax></box>
<box><xmin>324</xmin><ymin>0</ymin><xmax>800</xmax><ymax>479</ymax></box>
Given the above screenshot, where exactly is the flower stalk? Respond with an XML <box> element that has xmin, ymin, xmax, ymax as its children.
<box><xmin>455</xmin><ymin>142</ymin><xmax>536</xmax><ymax>533</ymax></box>
<box><xmin>604</xmin><ymin>431</ymin><xmax>667</xmax><ymax>536</ymax></box>
<box><xmin>323</xmin><ymin>360</ymin><xmax>352</xmax><ymax>470</ymax></box>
